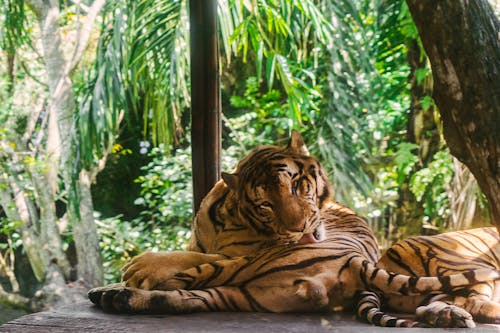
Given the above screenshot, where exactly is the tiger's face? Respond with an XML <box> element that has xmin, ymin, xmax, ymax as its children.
<box><xmin>222</xmin><ymin>131</ymin><xmax>332</xmax><ymax>245</ymax></box>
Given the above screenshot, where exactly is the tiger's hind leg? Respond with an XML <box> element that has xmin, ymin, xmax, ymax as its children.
<box><xmin>457</xmin><ymin>282</ymin><xmax>500</xmax><ymax>324</ymax></box>
<box><xmin>88</xmin><ymin>280</ymin><xmax>329</xmax><ymax>313</ymax></box>
<box><xmin>415</xmin><ymin>299</ymin><xmax>476</xmax><ymax>328</ymax></box>
<box><xmin>414</xmin><ymin>283</ymin><xmax>500</xmax><ymax>327</ymax></box>
<box><xmin>463</xmin><ymin>296</ymin><xmax>500</xmax><ymax>324</ymax></box>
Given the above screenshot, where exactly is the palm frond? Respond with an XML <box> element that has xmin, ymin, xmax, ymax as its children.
<box><xmin>0</xmin><ymin>0</ymin><xmax>29</xmax><ymax>52</ymax></box>
<box><xmin>77</xmin><ymin>0</ymin><xmax>189</xmax><ymax>167</ymax></box>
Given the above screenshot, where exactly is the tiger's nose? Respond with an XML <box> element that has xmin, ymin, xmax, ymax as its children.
<box><xmin>286</xmin><ymin>221</ymin><xmax>307</xmax><ymax>233</ymax></box>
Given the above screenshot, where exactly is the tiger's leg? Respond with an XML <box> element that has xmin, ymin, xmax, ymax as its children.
<box><xmin>415</xmin><ymin>297</ymin><xmax>476</xmax><ymax>328</ymax></box>
<box><xmin>415</xmin><ymin>283</ymin><xmax>500</xmax><ymax>326</ymax></box>
<box><xmin>122</xmin><ymin>251</ymin><xmax>226</xmax><ymax>289</ymax></box>
<box><xmin>454</xmin><ymin>282</ymin><xmax>500</xmax><ymax>324</ymax></box>
<box><xmin>463</xmin><ymin>296</ymin><xmax>500</xmax><ymax>323</ymax></box>
<box><xmin>88</xmin><ymin>280</ymin><xmax>329</xmax><ymax>313</ymax></box>
<box><xmin>145</xmin><ymin>256</ymin><xmax>253</xmax><ymax>290</ymax></box>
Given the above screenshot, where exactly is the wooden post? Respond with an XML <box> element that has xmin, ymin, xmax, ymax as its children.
<box><xmin>189</xmin><ymin>0</ymin><xmax>221</xmax><ymax>213</ymax></box>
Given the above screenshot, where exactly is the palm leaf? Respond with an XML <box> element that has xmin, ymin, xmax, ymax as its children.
<box><xmin>77</xmin><ymin>0</ymin><xmax>189</xmax><ymax>168</ymax></box>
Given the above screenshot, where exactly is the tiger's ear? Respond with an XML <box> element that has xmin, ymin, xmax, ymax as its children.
<box><xmin>286</xmin><ymin>130</ymin><xmax>309</xmax><ymax>156</ymax></box>
<box><xmin>222</xmin><ymin>172</ymin><xmax>239</xmax><ymax>190</ymax></box>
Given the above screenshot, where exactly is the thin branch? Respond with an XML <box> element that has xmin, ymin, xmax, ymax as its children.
<box><xmin>19</xmin><ymin>61</ymin><xmax>48</xmax><ymax>87</ymax></box>
<box><xmin>0</xmin><ymin>248</ymin><xmax>20</xmax><ymax>293</ymax></box>
<box><xmin>0</xmin><ymin>287</ymin><xmax>31</xmax><ymax>311</ymax></box>
<box><xmin>66</xmin><ymin>0</ymin><xmax>106</xmax><ymax>73</ymax></box>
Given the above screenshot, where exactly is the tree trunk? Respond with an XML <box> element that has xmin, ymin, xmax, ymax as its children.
<box><xmin>73</xmin><ymin>169</ymin><xmax>103</xmax><ymax>287</ymax></box>
<box><xmin>405</xmin><ymin>0</ymin><xmax>500</xmax><ymax>227</ymax></box>
<box><xmin>27</xmin><ymin>0</ymin><xmax>103</xmax><ymax>287</ymax></box>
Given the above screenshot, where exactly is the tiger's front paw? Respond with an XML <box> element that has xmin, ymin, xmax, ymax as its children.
<box><xmin>122</xmin><ymin>251</ymin><xmax>186</xmax><ymax>290</ymax></box>
<box><xmin>122</xmin><ymin>251</ymin><xmax>224</xmax><ymax>290</ymax></box>
<box><xmin>88</xmin><ymin>284</ymin><xmax>149</xmax><ymax>313</ymax></box>
<box><xmin>416</xmin><ymin>301</ymin><xmax>476</xmax><ymax>328</ymax></box>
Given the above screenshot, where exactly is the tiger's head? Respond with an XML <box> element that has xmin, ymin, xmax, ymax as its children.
<box><xmin>221</xmin><ymin>130</ymin><xmax>332</xmax><ymax>245</ymax></box>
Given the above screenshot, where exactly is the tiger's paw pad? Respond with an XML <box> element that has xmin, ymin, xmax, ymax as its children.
<box><xmin>88</xmin><ymin>284</ymin><xmax>137</xmax><ymax>313</ymax></box>
<box><xmin>416</xmin><ymin>301</ymin><xmax>476</xmax><ymax>328</ymax></box>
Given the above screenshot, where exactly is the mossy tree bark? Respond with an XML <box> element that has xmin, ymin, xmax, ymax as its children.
<box><xmin>0</xmin><ymin>0</ymin><xmax>105</xmax><ymax>310</ymax></box>
<box><xmin>26</xmin><ymin>0</ymin><xmax>104</xmax><ymax>289</ymax></box>
<box><xmin>406</xmin><ymin>0</ymin><xmax>500</xmax><ymax>228</ymax></box>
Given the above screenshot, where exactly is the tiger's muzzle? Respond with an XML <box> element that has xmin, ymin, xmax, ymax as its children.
<box><xmin>298</xmin><ymin>223</ymin><xmax>326</xmax><ymax>244</ymax></box>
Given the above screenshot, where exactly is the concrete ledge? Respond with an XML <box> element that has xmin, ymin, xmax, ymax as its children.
<box><xmin>1</xmin><ymin>301</ymin><xmax>500</xmax><ymax>332</ymax></box>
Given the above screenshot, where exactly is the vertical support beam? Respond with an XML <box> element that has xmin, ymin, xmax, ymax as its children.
<box><xmin>189</xmin><ymin>0</ymin><xmax>221</xmax><ymax>213</ymax></box>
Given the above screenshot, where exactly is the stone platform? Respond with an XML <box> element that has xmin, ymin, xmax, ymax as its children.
<box><xmin>1</xmin><ymin>301</ymin><xmax>500</xmax><ymax>332</ymax></box>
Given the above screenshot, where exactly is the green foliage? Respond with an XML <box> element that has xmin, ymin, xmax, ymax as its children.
<box><xmin>227</xmin><ymin>77</ymin><xmax>291</xmax><ymax>148</ymax></box>
<box><xmin>96</xmin><ymin>214</ymin><xmax>190</xmax><ymax>284</ymax></box>
<box><xmin>410</xmin><ymin>150</ymin><xmax>455</xmax><ymax>228</ymax></box>
<box><xmin>134</xmin><ymin>145</ymin><xmax>193</xmax><ymax>230</ymax></box>
<box><xmin>0</xmin><ymin>218</ymin><xmax>22</xmax><ymax>250</ymax></box>
<box><xmin>95</xmin><ymin>144</ymin><xmax>194</xmax><ymax>283</ymax></box>
<box><xmin>224</xmin><ymin>0</ymin><xmax>330</xmax><ymax>126</ymax></box>
<box><xmin>394</xmin><ymin>142</ymin><xmax>419</xmax><ymax>185</ymax></box>
<box><xmin>77</xmin><ymin>0</ymin><xmax>190</xmax><ymax>168</ymax></box>
<box><xmin>97</xmin><ymin>143</ymin><xmax>196</xmax><ymax>283</ymax></box>
<box><xmin>0</xmin><ymin>0</ymin><xmax>29</xmax><ymax>53</ymax></box>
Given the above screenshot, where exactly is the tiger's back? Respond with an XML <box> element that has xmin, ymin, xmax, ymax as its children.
<box><xmin>379</xmin><ymin>227</ymin><xmax>500</xmax><ymax>277</ymax></box>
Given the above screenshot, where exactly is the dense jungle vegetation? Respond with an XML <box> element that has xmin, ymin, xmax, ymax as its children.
<box><xmin>0</xmin><ymin>0</ymin><xmax>498</xmax><ymax>320</ymax></box>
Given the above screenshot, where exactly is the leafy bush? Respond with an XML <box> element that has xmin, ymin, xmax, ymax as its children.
<box><xmin>134</xmin><ymin>144</ymin><xmax>193</xmax><ymax>230</ymax></box>
<box><xmin>409</xmin><ymin>150</ymin><xmax>454</xmax><ymax>229</ymax></box>
<box><xmin>97</xmin><ymin>213</ymin><xmax>191</xmax><ymax>284</ymax></box>
<box><xmin>225</xmin><ymin>77</ymin><xmax>294</xmax><ymax>153</ymax></box>
<box><xmin>96</xmin><ymin>215</ymin><xmax>143</xmax><ymax>283</ymax></box>
<box><xmin>97</xmin><ymin>145</ymin><xmax>193</xmax><ymax>283</ymax></box>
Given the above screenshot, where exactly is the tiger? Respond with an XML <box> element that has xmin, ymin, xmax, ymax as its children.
<box><xmin>368</xmin><ymin>227</ymin><xmax>500</xmax><ymax>327</ymax></box>
<box><xmin>88</xmin><ymin>131</ymin><xmax>500</xmax><ymax>328</ymax></box>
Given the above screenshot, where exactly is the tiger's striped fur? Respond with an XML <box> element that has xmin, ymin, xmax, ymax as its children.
<box><xmin>89</xmin><ymin>132</ymin><xmax>500</xmax><ymax>328</ymax></box>
<box><xmin>376</xmin><ymin>227</ymin><xmax>500</xmax><ymax>327</ymax></box>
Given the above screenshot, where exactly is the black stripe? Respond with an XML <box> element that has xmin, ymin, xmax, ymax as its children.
<box><xmin>372</xmin><ymin>312</ymin><xmax>384</xmax><ymax>324</ymax></box>
<box><xmin>200</xmin><ymin>262</ymin><xmax>224</xmax><ymax>287</ymax></box>
<box><xmin>208</xmin><ymin>189</ymin><xmax>229</xmax><ymax>229</ymax></box>
<box><xmin>409</xmin><ymin>276</ymin><xmax>418</xmax><ymax>289</ymax></box>
<box><xmin>244</xmin><ymin>254</ymin><xmax>347</xmax><ymax>285</ymax></box>
<box><xmin>385</xmin><ymin>318</ymin><xmax>398</xmax><ymax>327</ymax></box>
<box><xmin>370</xmin><ymin>268</ymin><xmax>380</xmax><ymax>281</ymax></box>
<box><xmin>195</xmin><ymin>232</ymin><xmax>207</xmax><ymax>253</ymax></box>
<box><xmin>203</xmin><ymin>289</ymin><xmax>220</xmax><ymax>311</ymax></box>
<box><xmin>213</xmin><ymin>288</ymin><xmax>231</xmax><ymax>311</ymax></box>
<box><xmin>463</xmin><ymin>270</ymin><xmax>477</xmax><ymax>284</ymax></box>
<box><xmin>240</xmin><ymin>287</ymin><xmax>270</xmax><ymax>312</ymax></box>
<box><xmin>439</xmin><ymin>275</ymin><xmax>452</xmax><ymax>292</ymax></box>
<box><xmin>387</xmin><ymin>272</ymin><xmax>396</xmax><ymax>285</ymax></box>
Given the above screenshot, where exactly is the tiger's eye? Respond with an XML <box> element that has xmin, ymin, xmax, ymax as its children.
<box><xmin>259</xmin><ymin>201</ymin><xmax>273</xmax><ymax>209</ymax></box>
